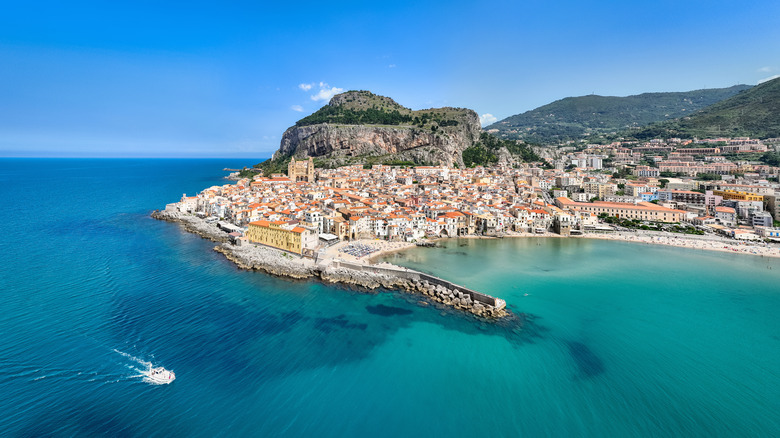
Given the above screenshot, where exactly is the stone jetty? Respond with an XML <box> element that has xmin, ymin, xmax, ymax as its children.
<box><xmin>152</xmin><ymin>209</ymin><xmax>507</xmax><ymax>319</ymax></box>
<box><xmin>322</xmin><ymin>261</ymin><xmax>506</xmax><ymax>318</ymax></box>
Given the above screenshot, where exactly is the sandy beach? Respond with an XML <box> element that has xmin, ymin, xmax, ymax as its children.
<box><xmin>464</xmin><ymin>230</ymin><xmax>780</xmax><ymax>259</ymax></box>
<box><xmin>321</xmin><ymin>239</ymin><xmax>418</xmax><ymax>264</ymax></box>
<box><xmin>324</xmin><ymin>230</ymin><xmax>780</xmax><ymax>263</ymax></box>
<box><xmin>578</xmin><ymin>231</ymin><xmax>780</xmax><ymax>258</ymax></box>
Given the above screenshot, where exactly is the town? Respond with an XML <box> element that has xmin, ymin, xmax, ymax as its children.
<box><xmin>171</xmin><ymin>137</ymin><xmax>780</xmax><ymax>257</ymax></box>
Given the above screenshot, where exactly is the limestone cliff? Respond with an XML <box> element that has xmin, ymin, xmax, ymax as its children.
<box><xmin>272</xmin><ymin>91</ymin><xmax>481</xmax><ymax>167</ymax></box>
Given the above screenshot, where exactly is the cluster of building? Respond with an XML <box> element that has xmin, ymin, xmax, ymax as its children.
<box><xmin>553</xmin><ymin>137</ymin><xmax>773</xmax><ymax>177</ymax></box>
<box><xmin>173</xmin><ymin>137</ymin><xmax>780</xmax><ymax>255</ymax></box>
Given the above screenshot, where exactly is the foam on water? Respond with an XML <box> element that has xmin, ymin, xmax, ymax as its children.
<box><xmin>113</xmin><ymin>349</ymin><xmax>174</xmax><ymax>385</ymax></box>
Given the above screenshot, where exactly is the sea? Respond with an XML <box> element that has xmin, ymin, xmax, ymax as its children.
<box><xmin>0</xmin><ymin>158</ymin><xmax>778</xmax><ymax>437</ymax></box>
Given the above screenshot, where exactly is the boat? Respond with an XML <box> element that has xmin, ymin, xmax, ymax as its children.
<box><xmin>147</xmin><ymin>365</ymin><xmax>175</xmax><ymax>384</ymax></box>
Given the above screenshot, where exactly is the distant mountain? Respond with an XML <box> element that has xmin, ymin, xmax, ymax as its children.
<box><xmin>487</xmin><ymin>85</ymin><xmax>751</xmax><ymax>144</ymax></box>
<box><xmin>633</xmin><ymin>77</ymin><xmax>780</xmax><ymax>139</ymax></box>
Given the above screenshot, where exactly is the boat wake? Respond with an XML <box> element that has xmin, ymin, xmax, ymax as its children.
<box><xmin>113</xmin><ymin>349</ymin><xmax>175</xmax><ymax>385</ymax></box>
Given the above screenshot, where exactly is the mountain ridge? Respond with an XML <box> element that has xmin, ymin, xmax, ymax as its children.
<box><xmin>487</xmin><ymin>85</ymin><xmax>751</xmax><ymax>144</ymax></box>
<box><xmin>633</xmin><ymin>77</ymin><xmax>780</xmax><ymax>139</ymax></box>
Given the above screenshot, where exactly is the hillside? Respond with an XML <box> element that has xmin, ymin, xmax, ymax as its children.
<box><xmin>263</xmin><ymin>91</ymin><xmax>483</xmax><ymax>169</ymax></box>
<box><xmin>633</xmin><ymin>77</ymin><xmax>780</xmax><ymax>139</ymax></box>
<box><xmin>487</xmin><ymin>85</ymin><xmax>750</xmax><ymax>144</ymax></box>
<box><xmin>293</xmin><ymin>90</ymin><xmax>474</xmax><ymax>131</ymax></box>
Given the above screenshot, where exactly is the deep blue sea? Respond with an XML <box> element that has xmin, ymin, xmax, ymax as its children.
<box><xmin>1</xmin><ymin>159</ymin><xmax>778</xmax><ymax>437</ymax></box>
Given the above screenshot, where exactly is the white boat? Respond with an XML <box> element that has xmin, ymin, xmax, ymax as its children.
<box><xmin>146</xmin><ymin>366</ymin><xmax>175</xmax><ymax>384</ymax></box>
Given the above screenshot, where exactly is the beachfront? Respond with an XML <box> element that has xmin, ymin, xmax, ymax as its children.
<box><xmin>324</xmin><ymin>228</ymin><xmax>780</xmax><ymax>267</ymax></box>
<box><xmin>321</xmin><ymin>239</ymin><xmax>417</xmax><ymax>264</ymax></box>
<box><xmin>320</xmin><ymin>231</ymin><xmax>780</xmax><ymax>268</ymax></box>
<box><xmin>581</xmin><ymin>231</ymin><xmax>780</xmax><ymax>258</ymax></box>
<box><xmin>463</xmin><ymin>230</ymin><xmax>780</xmax><ymax>259</ymax></box>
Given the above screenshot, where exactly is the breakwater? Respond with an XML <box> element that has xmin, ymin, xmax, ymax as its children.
<box><xmin>327</xmin><ymin>260</ymin><xmax>506</xmax><ymax>316</ymax></box>
<box><xmin>151</xmin><ymin>208</ymin><xmax>508</xmax><ymax>319</ymax></box>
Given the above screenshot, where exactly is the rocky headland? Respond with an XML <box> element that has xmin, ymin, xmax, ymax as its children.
<box><xmin>273</xmin><ymin>90</ymin><xmax>482</xmax><ymax>168</ymax></box>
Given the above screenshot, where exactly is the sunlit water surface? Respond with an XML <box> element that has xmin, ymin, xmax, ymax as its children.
<box><xmin>1</xmin><ymin>159</ymin><xmax>777</xmax><ymax>437</ymax></box>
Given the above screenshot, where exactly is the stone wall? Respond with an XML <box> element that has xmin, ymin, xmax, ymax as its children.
<box><xmin>331</xmin><ymin>260</ymin><xmax>505</xmax><ymax>311</ymax></box>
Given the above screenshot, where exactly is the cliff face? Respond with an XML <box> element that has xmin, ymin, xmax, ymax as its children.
<box><xmin>276</xmin><ymin>119</ymin><xmax>480</xmax><ymax>166</ymax></box>
<box><xmin>272</xmin><ymin>91</ymin><xmax>481</xmax><ymax>167</ymax></box>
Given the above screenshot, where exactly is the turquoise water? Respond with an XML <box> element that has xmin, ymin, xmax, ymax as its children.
<box><xmin>1</xmin><ymin>159</ymin><xmax>778</xmax><ymax>437</ymax></box>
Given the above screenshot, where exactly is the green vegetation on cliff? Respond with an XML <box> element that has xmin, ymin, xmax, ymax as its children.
<box><xmin>295</xmin><ymin>90</ymin><xmax>466</xmax><ymax>130</ymax></box>
<box><xmin>633</xmin><ymin>77</ymin><xmax>780</xmax><ymax>139</ymax></box>
<box><xmin>246</xmin><ymin>156</ymin><xmax>291</xmax><ymax>177</ymax></box>
<box><xmin>462</xmin><ymin>132</ymin><xmax>541</xmax><ymax>167</ymax></box>
<box><xmin>462</xmin><ymin>144</ymin><xmax>497</xmax><ymax>167</ymax></box>
<box><xmin>296</xmin><ymin>105</ymin><xmax>413</xmax><ymax>126</ymax></box>
<box><xmin>487</xmin><ymin>85</ymin><xmax>750</xmax><ymax>144</ymax></box>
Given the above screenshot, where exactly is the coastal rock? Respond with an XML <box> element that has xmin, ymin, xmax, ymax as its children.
<box><xmin>273</xmin><ymin>91</ymin><xmax>481</xmax><ymax>167</ymax></box>
<box><xmin>277</xmin><ymin>123</ymin><xmax>478</xmax><ymax>168</ymax></box>
<box><xmin>151</xmin><ymin>210</ymin><xmax>230</xmax><ymax>242</ymax></box>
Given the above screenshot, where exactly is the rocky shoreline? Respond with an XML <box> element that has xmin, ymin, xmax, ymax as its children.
<box><xmin>151</xmin><ymin>209</ymin><xmax>231</xmax><ymax>243</ymax></box>
<box><xmin>151</xmin><ymin>209</ymin><xmax>508</xmax><ymax>319</ymax></box>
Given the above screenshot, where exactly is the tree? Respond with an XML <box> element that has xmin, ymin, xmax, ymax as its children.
<box><xmin>612</xmin><ymin>167</ymin><xmax>630</xmax><ymax>179</ymax></box>
<box><xmin>659</xmin><ymin>178</ymin><xmax>669</xmax><ymax>188</ymax></box>
<box><xmin>696</xmin><ymin>172</ymin><xmax>721</xmax><ymax>181</ymax></box>
<box><xmin>462</xmin><ymin>144</ymin><xmax>497</xmax><ymax>167</ymax></box>
<box><xmin>759</xmin><ymin>151</ymin><xmax>780</xmax><ymax>167</ymax></box>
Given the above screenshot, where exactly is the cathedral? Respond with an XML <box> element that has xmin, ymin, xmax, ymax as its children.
<box><xmin>287</xmin><ymin>156</ymin><xmax>314</xmax><ymax>182</ymax></box>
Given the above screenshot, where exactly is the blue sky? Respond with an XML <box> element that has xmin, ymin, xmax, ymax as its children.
<box><xmin>2</xmin><ymin>0</ymin><xmax>779</xmax><ymax>157</ymax></box>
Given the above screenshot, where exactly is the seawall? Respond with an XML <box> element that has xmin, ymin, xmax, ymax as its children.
<box><xmin>329</xmin><ymin>260</ymin><xmax>505</xmax><ymax>313</ymax></box>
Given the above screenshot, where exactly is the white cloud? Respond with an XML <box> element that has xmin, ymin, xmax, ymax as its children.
<box><xmin>479</xmin><ymin>113</ymin><xmax>498</xmax><ymax>126</ymax></box>
<box><xmin>388</xmin><ymin>64</ymin><xmax>396</xmax><ymax>68</ymax></box>
<box><xmin>298</xmin><ymin>83</ymin><xmax>313</xmax><ymax>91</ymax></box>
<box><xmin>290</xmin><ymin>105</ymin><xmax>304</xmax><ymax>112</ymax></box>
<box><xmin>758</xmin><ymin>74</ymin><xmax>780</xmax><ymax>84</ymax></box>
<box><xmin>310</xmin><ymin>82</ymin><xmax>344</xmax><ymax>101</ymax></box>
<box><xmin>757</xmin><ymin>66</ymin><xmax>774</xmax><ymax>73</ymax></box>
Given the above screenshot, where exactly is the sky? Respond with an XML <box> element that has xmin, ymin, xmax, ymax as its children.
<box><xmin>1</xmin><ymin>0</ymin><xmax>779</xmax><ymax>158</ymax></box>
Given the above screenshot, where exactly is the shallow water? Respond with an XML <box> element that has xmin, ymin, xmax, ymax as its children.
<box><xmin>1</xmin><ymin>159</ymin><xmax>778</xmax><ymax>437</ymax></box>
